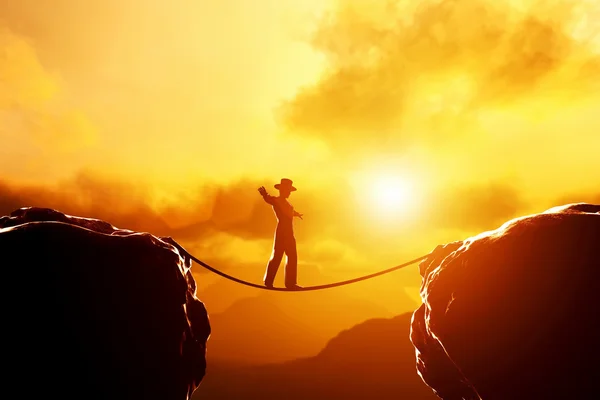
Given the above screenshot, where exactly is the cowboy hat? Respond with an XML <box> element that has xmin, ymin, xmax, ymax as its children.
<box><xmin>274</xmin><ymin>178</ymin><xmax>297</xmax><ymax>192</ymax></box>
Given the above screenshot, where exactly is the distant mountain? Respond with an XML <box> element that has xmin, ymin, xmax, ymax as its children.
<box><xmin>206</xmin><ymin>296</ymin><xmax>325</xmax><ymax>364</ymax></box>
<box><xmin>195</xmin><ymin>313</ymin><xmax>438</xmax><ymax>400</ymax></box>
<box><xmin>205</xmin><ymin>290</ymin><xmax>395</xmax><ymax>364</ymax></box>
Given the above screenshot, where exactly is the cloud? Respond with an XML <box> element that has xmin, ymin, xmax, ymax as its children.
<box><xmin>0</xmin><ymin>173</ymin><xmax>170</xmax><ymax>234</ymax></box>
<box><xmin>0</xmin><ymin>28</ymin><xmax>97</xmax><ymax>182</ymax></box>
<box><xmin>0</xmin><ymin>174</ymin><xmax>343</xmax><ymax>243</ymax></box>
<box><xmin>424</xmin><ymin>181</ymin><xmax>528</xmax><ymax>231</ymax></box>
<box><xmin>554</xmin><ymin>191</ymin><xmax>600</xmax><ymax>207</ymax></box>
<box><xmin>0</xmin><ymin>28</ymin><xmax>97</xmax><ymax>148</ymax></box>
<box><xmin>0</xmin><ymin>174</ymin><xmax>265</xmax><ymax>239</ymax></box>
<box><xmin>0</xmin><ymin>172</ymin><xmax>394</xmax><ymax>269</ymax></box>
<box><xmin>277</xmin><ymin>0</ymin><xmax>600</xmax><ymax>150</ymax></box>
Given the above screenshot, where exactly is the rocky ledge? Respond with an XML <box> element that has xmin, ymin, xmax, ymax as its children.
<box><xmin>411</xmin><ymin>203</ymin><xmax>600</xmax><ymax>399</ymax></box>
<box><xmin>0</xmin><ymin>207</ymin><xmax>210</xmax><ymax>400</ymax></box>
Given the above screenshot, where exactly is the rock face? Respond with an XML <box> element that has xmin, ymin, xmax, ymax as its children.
<box><xmin>410</xmin><ymin>203</ymin><xmax>600</xmax><ymax>399</ymax></box>
<box><xmin>0</xmin><ymin>207</ymin><xmax>210</xmax><ymax>400</ymax></box>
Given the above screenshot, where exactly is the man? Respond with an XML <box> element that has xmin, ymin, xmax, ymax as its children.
<box><xmin>258</xmin><ymin>178</ymin><xmax>303</xmax><ymax>289</ymax></box>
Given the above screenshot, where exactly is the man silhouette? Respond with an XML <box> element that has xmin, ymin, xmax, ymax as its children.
<box><xmin>258</xmin><ymin>178</ymin><xmax>303</xmax><ymax>289</ymax></box>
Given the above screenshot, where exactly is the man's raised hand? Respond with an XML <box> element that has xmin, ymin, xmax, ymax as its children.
<box><xmin>258</xmin><ymin>186</ymin><xmax>267</xmax><ymax>196</ymax></box>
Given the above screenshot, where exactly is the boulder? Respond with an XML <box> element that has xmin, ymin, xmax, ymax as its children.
<box><xmin>0</xmin><ymin>207</ymin><xmax>210</xmax><ymax>400</ymax></box>
<box><xmin>411</xmin><ymin>203</ymin><xmax>600</xmax><ymax>399</ymax></box>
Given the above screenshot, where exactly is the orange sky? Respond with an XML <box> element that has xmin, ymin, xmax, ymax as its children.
<box><xmin>2</xmin><ymin>0</ymin><xmax>600</xmax><ymax>342</ymax></box>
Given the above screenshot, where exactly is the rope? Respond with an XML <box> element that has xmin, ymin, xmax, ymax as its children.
<box><xmin>184</xmin><ymin>251</ymin><xmax>429</xmax><ymax>292</ymax></box>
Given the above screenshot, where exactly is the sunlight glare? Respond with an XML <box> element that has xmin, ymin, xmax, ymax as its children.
<box><xmin>370</xmin><ymin>175</ymin><xmax>413</xmax><ymax>217</ymax></box>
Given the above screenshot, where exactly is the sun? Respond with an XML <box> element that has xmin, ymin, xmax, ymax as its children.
<box><xmin>350</xmin><ymin>168</ymin><xmax>421</xmax><ymax>224</ymax></box>
<box><xmin>369</xmin><ymin>175</ymin><xmax>413</xmax><ymax>216</ymax></box>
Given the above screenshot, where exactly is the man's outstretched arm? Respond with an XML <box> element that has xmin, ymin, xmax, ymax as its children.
<box><xmin>293</xmin><ymin>210</ymin><xmax>303</xmax><ymax>220</ymax></box>
<box><xmin>258</xmin><ymin>186</ymin><xmax>275</xmax><ymax>205</ymax></box>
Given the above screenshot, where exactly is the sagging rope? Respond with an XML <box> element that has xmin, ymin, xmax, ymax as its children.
<box><xmin>184</xmin><ymin>251</ymin><xmax>429</xmax><ymax>292</ymax></box>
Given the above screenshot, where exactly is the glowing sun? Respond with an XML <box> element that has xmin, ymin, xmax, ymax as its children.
<box><xmin>370</xmin><ymin>175</ymin><xmax>413</xmax><ymax>215</ymax></box>
<box><xmin>351</xmin><ymin>168</ymin><xmax>421</xmax><ymax>224</ymax></box>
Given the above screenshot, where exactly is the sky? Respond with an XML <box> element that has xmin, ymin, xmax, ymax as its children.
<box><xmin>2</xmin><ymin>0</ymin><xmax>600</xmax><ymax>330</ymax></box>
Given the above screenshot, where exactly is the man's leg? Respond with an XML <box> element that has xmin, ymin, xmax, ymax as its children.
<box><xmin>284</xmin><ymin>236</ymin><xmax>298</xmax><ymax>287</ymax></box>
<box><xmin>264</xmin><ymin>238</ymin><xmax>284</xmax><ymax>287</ymax></box>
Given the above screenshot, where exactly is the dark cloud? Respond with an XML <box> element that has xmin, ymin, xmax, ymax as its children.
<box><xmin>0</xmin><ymin>174</ymin><xmax>265</xmax><ymax>240</ymax></box>
<box><xmin>0</xmin><ymin>173</ymin><xmax>171</xmax><ymax>234</ymax></box>
<box><xmin>0</xmin><ymin>174</ymin><xmax>356</xmax><ymax>244</ymax></box>
<box><xmin>278</xmin><ymin>0</ymin><xmax>600</xmax><ymax>149</ymax></box>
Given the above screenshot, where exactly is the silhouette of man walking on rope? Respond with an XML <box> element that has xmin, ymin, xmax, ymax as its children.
<box><xmin>258</xmin><ymin>178</ymin><xmax>303</xmax><ymax>290</ymax></box>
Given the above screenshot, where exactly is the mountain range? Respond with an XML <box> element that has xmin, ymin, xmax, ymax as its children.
<box><xmin>194</xmin><ymin>312</ymin><xmax>438</xmax><ymax>400</ymax></box>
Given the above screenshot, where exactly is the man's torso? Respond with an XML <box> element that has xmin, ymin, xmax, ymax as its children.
<box><xmin>271</xmin><ymin>197</ymin><xmax>294</xmax><ymax>232</ymax></box>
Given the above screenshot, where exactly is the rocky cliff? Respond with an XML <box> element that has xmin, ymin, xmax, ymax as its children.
<box><xmin>411</xmin><ymin>203</ymin><xmax>600</xmax><ymax>399</ymax></box>
<box><xmin>0</xmin><ymin>207</ymin><xmax>210</xmax><ymax>400</ymax></box>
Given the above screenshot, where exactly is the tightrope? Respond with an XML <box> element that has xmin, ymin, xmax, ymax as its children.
<box><xmin>184</xmin><ymin>251</ymin><xmax>429</xmax><ymax>292</ymax></box>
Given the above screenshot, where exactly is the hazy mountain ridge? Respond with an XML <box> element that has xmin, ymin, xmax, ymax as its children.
<box><xmin>196</xmin><ymin>312</ymin><xmax>438</xmax><ymax>400</ymax></box>
<box><xmin>205</xmin><ymin>288</ymin><xmax>398</xmax><ymax>364</ymax></box>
